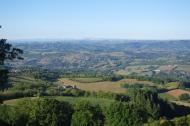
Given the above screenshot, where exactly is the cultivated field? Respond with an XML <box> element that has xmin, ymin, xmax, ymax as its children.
<box><xmin>70</xmin><ymin>77</ymin><xmax>104</xmax><ymax>83</ymax></box>
<box><xmin>163</xmin><ymin>82</ymin><xmax>179</xmax><ymax>90</ymax></box>
<box><xmin>176</xmin><ymin>65</ymin><xmax>190</xmax><ymax>73</ymax></box>
<box><xmin>167</xmin><ymin>89</ymin><xmax>190</xmax><ymax>98</ymax></box>
<box><xmin>58</xmin><ymin>78</ymin><xmax>155</xmax><ymax>93</ymax></box>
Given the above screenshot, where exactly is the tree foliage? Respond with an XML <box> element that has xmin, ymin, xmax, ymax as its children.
<box><xmin>27</xmin><ymin>99</ymin><xmax>73</xmax><ymax>126</ymax></box>
<box><xmin>0</xmin><ymin>38</ymin><xmax>23</xmax><ymax>90</ymax></box>
<box><xmin>71</xmin><ymin>100</ymin><xmax>104</xmax><ymax>126</ymax></box>
<box><xmin>0</xmin><ymin>39</ymin><xmax>23</xmax><ymax>65</ymax></box>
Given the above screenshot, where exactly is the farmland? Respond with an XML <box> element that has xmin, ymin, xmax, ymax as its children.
<box><xmin>58</xmin><ymin>77</ymin><xmax>155</xmax><ymax>93</ymax></box>
<box><xmin>166</xmin><ymin>89</ymin><xmax>190</xmax><ymax>98</ymax></box>
<box><xmin>2</xmin><ymin>40</ymin><xmax>190</xmax><ymax>126</ymax></box>
<box><xmin>9</xmin><ymin>40</ymin><xmax>190</xmax><ymax>77</ymax></box>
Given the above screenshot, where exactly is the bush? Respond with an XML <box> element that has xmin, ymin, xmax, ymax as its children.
<box><xmin>179</xmin><ymin>93</ymin><xmax>190</xmax><ymax>101</ymax></box>
<box><xmin>121</xmin><ymin>83</ymin><xmax>144</xmax><ymax>89</ymax></box>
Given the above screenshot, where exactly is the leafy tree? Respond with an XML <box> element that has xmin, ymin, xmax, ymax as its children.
<box><xmin>127</xmin><ymin>88</ymin><xmax>160</xmax><ymax>120</ymax></box>
<box><xmin>106</xmin><ymin>102</ymin><xmax>145</xmax><ymax>126</ymax></box>
<box><xmin>71</xmin><ymin>110</ymin><xmax>94</xmax><ymax>126</ymax></box>
<box><xmin>0</xmin><ymin>67</ymin><xmax>8</xmax><ymax>90</ymax></box>
<box><xmin>0</xmin><ymin>119</ymin><xmax>9</xmax><ymax>126</ymax></box>
<box><xmin>0</xmin><ymin>39</ymin><xmax>23</xmax><ymax>65</ymax></box>
<box><xmin>0</xmin><ymin>105</ymin><xmax>27</xmax><ymax>126</ymax></box>
<box><xmin>27</xmin><ymin>98</ymin><xmax>73</xmax><ymax>126</ymax></box>
<box><xmin>0</xmin><ymin>28</ymin><xmax>23</xmax><ymax>90</ymax></box>
<box><xmin>71</xmin><ymin>100</ymin><xmax>104</xmax><ymax>126</ymax></box>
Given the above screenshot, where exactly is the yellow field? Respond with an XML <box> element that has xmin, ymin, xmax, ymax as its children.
<box><xmin>115</xmin><ymin>70</ymin><xmax>128</xmax><ymax>76</ymax></box>
<box><xmin>58</xmin><ymin>78</ymin><xmax>155</xmax><ymax>93</ymax></box>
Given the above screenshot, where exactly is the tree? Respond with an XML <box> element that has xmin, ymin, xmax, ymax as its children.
<box><xmin>0</xmin><ymin>27</ymin><xmax>23</xmax><ymax>90</ymax></box>
<box><xmin>179</xmin><ymin>93</ymin><xmax>190</xmax><ymax>101</ymax></box>
<box><xmin>0</xmin><ymin>105</ymin><xmax>28</xmax><ymax>126</ymax></box>
<box><xmin>27</xmin><ymin>98</ymin><xmax>73</xmax><ymax>126</ymax></box>
<box><xmin>106</xmin><ymin>102</ymin><xmax>145</xmax><ymax>126</ymax></box>
<box><xmin>0</xmin><ymin>67</ymin><xmax>9</xmax><ymax>90</ymax></box>
<box><xmin>71</xmin><ymin>100</ymin><xmax>104</xmax><ymax>126</ymax></box>
<box><xmin>0</xmin><ymin>39</ymin><xmax>23</xmax><ymax>65</ymax></box>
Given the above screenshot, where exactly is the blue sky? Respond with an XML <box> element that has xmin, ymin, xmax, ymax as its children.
<box><xmin>0</xmin><ymin>0</ymin><xmax>190</xmax><ymax>40</ymax></box>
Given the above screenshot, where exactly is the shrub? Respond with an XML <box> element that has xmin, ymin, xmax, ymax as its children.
<box><xmin>179</xmin><ymin>93</ymin><xmax>190</xmax><ymax>101</ymax></box>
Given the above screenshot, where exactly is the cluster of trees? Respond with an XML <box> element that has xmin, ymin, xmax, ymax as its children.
<box><xmin>179</xmin><ymin>93</ymin><xmax>190</xmax><ymax>101</ymax></box>
<box><xmin>121</xmin><ymin>83</ymin><xmax>145</xmax><ymax>89</ymax></box>
<box><xmin>127</xmin><ymin>71</ymin><xmax>190</xmax><ymax>85</ymax></box>
<box><xmin>1</xmin><ymin>89</ymin><xmax>190</xmax><ymax>126</ymax></box>
<box><xmin>146</xmin><ymin>115</ymin><xmax>190</xmax><ymax>126</ymax></box>
<box><xmin>0</xmin><ymin>99</ymin><xmax>104</xmax><ymax>126</ymax></box>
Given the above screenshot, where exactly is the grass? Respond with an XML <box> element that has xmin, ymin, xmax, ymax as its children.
<box><xmin>159</xmin><ymin>93</ymin><xmax>178</xmax><ymax>101</ymax></box>
<box><xmin>115</xmin><ymin>70</ymin><xmax>128</xmax><ymax>76</ymax></box>
<box><xmin>3</xmin><ymin>96</ymin><xmax>114</xmax><ymax>107</ymax></box>
<box><xmin>176</xmin><ymin>65</ymin><xmax>190</xmax><ymax>72</ymax></box>
<box><xmin>59</xmin><ymin>78</ymin><xmax>126</xmax><ymax>93</ymax></box>
<box><xmin>164</xmin><ymin>82</ymin><xmax>179</xmax><ymax>89</ymax></box>
<box><xmin>171</xmin><ymin>100</ymin><xmax>190</xmax><ymax>107</ymax></box>
<box><xmin>9</xmin><ymin>75</ymin><xmax>45</xmax><ymax>85</ymax></box>
<box><xmin>70</xmin><ymin>77</ymin><xmax>104</xmax><ymax>83</ymax></box>
<box><xmin>58</xmin><ymin>78</ymin><xmax>155</xmax><ymax>93</ymax></box>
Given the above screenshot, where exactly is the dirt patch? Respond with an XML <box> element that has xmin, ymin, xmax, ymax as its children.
<box><xmin>167</xmin><ymin>89</ymin><xmax>190</xmax><ymax>98</ymax></box>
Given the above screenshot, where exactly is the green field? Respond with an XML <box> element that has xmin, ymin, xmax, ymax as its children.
<box><xmin>163</xmin><ymin>82</ymin><xmax>179</xmax><ymax>89</ymax></box>
<box><xmin>69</xmin><ymin>77</ymin><xmax>104</xmax><ymax>83</ymax></box>
<box><xmin>159</xmin><ymin>93</ymin><xmax>178</xmax><ymax>101</ymax></box>
<box><xmin>9</xmin><ymin>75</ymin><xmax>45</xmax><ymax>85</ymax></box>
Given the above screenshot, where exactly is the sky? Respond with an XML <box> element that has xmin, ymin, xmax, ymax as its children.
<box><xmin>0</xmin><ymin>0</ymin><xmax>190</xmax><ymax>40</ymax></box>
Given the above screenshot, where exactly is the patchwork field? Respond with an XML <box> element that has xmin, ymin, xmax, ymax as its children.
<box><xmin>176</xmin><ymin>65</ymin><xmax>190</xmax><ymax>73</ymax></box>
<box><xmin>158</xmin><ymin>65</ymin><xmax>177</xmax><ymax>71</ymax></box>
<box><xmin>58</xmin><ymin>78</ymin><xmax>155</xmax><ymax>93</ymax></box>
<box><xmin>115</xmin><ymin>70</ymin><xmax>128</xmax><ymax>76</ymax></box>
<box><xmin>166</xmin><ymin>89</ymin><xmax>190</xmax><ymax>98</ymax></box>
<box><xmin>123</xmin><ymin>65</ymin><xmax>158</xmax><ymax>76</ymax></box>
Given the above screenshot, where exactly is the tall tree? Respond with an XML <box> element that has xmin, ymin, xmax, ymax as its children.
<box><xmin>0</xmin><ymin>26</ymin><xmax>23</xmax><ymax>90</ymax></box>
<box><xmin>0</xmin><ymin>39</ymin><xmax>23</xmax><ymax>65</ymax></box>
